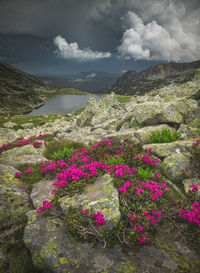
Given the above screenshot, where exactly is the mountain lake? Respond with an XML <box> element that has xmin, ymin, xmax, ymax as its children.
<box><xmin>25</xmin><ymin>94</ymin><xmax>100</xmax><ymax>115</ymax></box>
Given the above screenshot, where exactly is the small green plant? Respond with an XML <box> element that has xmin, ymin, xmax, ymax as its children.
<box><xmin>105</xmin><ymin>156</ymin><xmax>123</xmax><ymax>166</ymax></box>
<box><xmin>137</xmin><ymin>166</ymin><xmax>153</xmax><ymax>180</ymax></box>
<box><xmin>43</xmin><ymin>139</ymin><xmax>87</xmax><ymax>160</ymax></box>
<box><xmin>147</xmin><ymin>128</ymin><xmax>180</xmax><ymax>143</ymax></box>
<box><xmin>52</xmin><ymin>146</ymin><xmax>74</xmax><ymax>161</ymax></box>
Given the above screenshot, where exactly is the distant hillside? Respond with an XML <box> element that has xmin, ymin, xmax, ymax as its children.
<box><xmin>109</xmin><ymin>60</ymin><xmax>200</xmax><ymax>95</ymax></box>
<box><xmin>38</xmin><ymin>72</ymin><xmax>122</xmax><ymax>93</ymax></box>
<box><xmin>0</xmin><ymin>62</ymin><xmax>49</xmax><ymax>114</ymax></box>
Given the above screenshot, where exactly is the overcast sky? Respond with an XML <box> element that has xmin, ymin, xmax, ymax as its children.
<box><xmin>0</xmin><ymin>0</ymin><xmax>200</xmax><ymax>75</ymax></box>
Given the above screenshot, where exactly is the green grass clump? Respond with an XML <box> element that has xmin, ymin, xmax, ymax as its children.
<box><xmin>43</xmin><ymin>139</ymin><xmax>87</xmax><ymax>160</ymax></box>
<box><xmin>147</xmin><ymin>128</ymin><xmax>181</xmax><ymax>143</ymax></box>
<box><xmin>116</xmin><ymin>95</ymin><xmax>132</xmax><ymax>104</ymax></box>
<box><xmin>137</xmin><ymin>166</ymin><xmax>154</xmax><ymax>180</ymax></box>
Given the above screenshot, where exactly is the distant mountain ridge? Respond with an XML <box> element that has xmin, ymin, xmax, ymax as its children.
<box><xmin>38</xmin><ymin>71</ymin><xmax>123</xmax><ymax>93</ymax></box>
<box><xmin>0</xmin><ymin>62</ymin><xmax>48</xmax><ymax>114</ymax></box>
<box><xmin>109</xmin><ymin>60</ymin><xmax>200</xmax><ymax>95</ymax></box>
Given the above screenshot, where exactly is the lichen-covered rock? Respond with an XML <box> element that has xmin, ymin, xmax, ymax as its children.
<box><xmin>0</xmin><ymin>164</ymin><xmax>30</xmax><ymax>228</ymax></box>
<box><xmin>30</xmin><ymin>179</ymin><xmax>55</xmax><ymax>209</ymax></box>
<box><xmin>3</xmin><ymin>121</ymin><xmax>17</xmax><ymax>128</ymax></box>
<box><xmin>59</xmin><ymin>174</ymin><xmax>120</xmax><ymax>231</ymax></box>
<box><xmin>134</xmin><ymin>124</ymin><xmax>174</xmax><ymax>143</ymax></box>
<box><xmin>24</xmin><ymin>211</ymin><xmax>199</xmax><ymax>273</ymax></box>
<box><xmin>143</xmin><ymin>140</ymin><xmax>194</xmax><ymax>159</ymax></box>
<box><xmin>161</xmin><ymin>153</ymin><xmax>191</xmax><ymax>183</ymax></box>
<box><xmin>23</xmin><ymin>211</ymin><xmax>130</xmax><ymax>273</ymax></box>
<box><xmin>21</xmin><ymin>122</ymin><xmax>34</xmax><ymax>129</ymax></box>
<box><xmin>76</xmin><ymin>93</ymin><xmax>125</xmax><ymax>129</ymax></box>
<box><xmin>105</xmin><ymin>128</ymin><xmax>140</xmax><ymax>143</ymax></box>
<box><xmin>137</xmin><ymin>246</ymin><xmax>177</xmax><ymax>271</ymax></box>
<box><xmin>126</xmin><ymin>97</ymin><xmax>198</xmax><ymax>126</ymax></box>
<box><xmin>183</xmin><ymin>178</ymin><xmax>200</xmax><ymax>197</ymax></box>
<box><xmin>0</xmin><ymin>145</ymin><xmax>47</xmax><ymax>167</ymax></box>
<box><xmin>177</xmin><ymin>124</ymin><xmax>200</xmax><ymax>139</ymax></box>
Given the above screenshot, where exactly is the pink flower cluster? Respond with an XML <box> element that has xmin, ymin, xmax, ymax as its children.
<box><xmin>81</xmin><ymin>209</ymin><xmax>107</xmax><ymax>226</ymax></box>
<box><xmin>24</xmin><ymin>168</ymin><xmax>34</xmax><ymax>174</ymax></box>
<box><xmin>119</xmin><ymin>180</ymin><xmax>134</xmax><ymax>193</ymax></box>
<box><xmin>33</xmin><ymin>141</ymin><xmax>43</xmax><ymax>148</ymax></box>
<box><xmin>15</xmin><ymin>172</ymin><xmax>21</xmax><ymax>178</ymax></box>
<box><xmin>179</xmin><ymin>201</ymin><xmax>200</xmax><ymax>228</ymax></box>
<box><xmin>119</xmin><ymin>179</ymin><xmax>167</xmax><ymax>200</ymax></box>
<box><xmin>130</xmin><ymin>213</ymin><xmax>140</xmax><ymax>222</ymax></box>
<box><xmin>114</xmin><ymin>165</ymin><xmax>137</xmax><ymax>177</ymax></box>
<box><xmin>42</xmin><ymin>160</ymin><xmax>69</xmax><ymax>173</ymax></box>
<box><xmin>0</xmin><ymin>134</ymin><xmax>52</xmax><ymax>154</ymax></box>
<box><xmin>53</xmin><ymin>164</ymin><xmax>88</xmax><ymax>187</ymax></box>
<box><xmin>139</xmin><ymin>180</ymin><xmax>168</xmax><ymax>200</ymax></box>
<box><xmin>91</xmin><ymin>211</ymin><xmax>107</xmax><ymax>226</ymax></box>
<box><xmin>189</xmin><ymin>184</ymin><xmax>199</xmax><ymax>192</ymax></box>
<box><xmin>135</xmin><ymin>154</ymin><xmax>160</xmax><ymax>166</ymax></box>
<box><xmin>138</xmin><ymin>236</ymin><xmax>146</xmax><ymax>244</ymax></box>
<box><xmin>134</xmin><ymin>225</ymin><xmax>144</xmax><ymax>232</ymax></box>
<box><xmin>37</xmin><ymin>200</ymin><xmax>52</xmax><ymax>213</ymax></box>
<box><xmin>144</xmin><ymin>210</ymin><xmax>162</xmax><ymax>225</ymax></box>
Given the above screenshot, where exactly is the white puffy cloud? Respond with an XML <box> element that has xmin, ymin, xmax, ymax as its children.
<box><xmin>54</xmin><ymin>35</ymin><xmax>111</xmax><ymax>61</ymax></box>
<box><xmin>118</xmin><ymin>3</ymin><xmax>200</xmax><ymax>61</ymax></box>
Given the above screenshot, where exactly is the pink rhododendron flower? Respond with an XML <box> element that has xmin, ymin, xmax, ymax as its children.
<box><xmin>154</xmin><ymin>173</ymin><xmax>161</xmax><ymax>178</ymax></box>
<box><xmin>24</xmin><ymin>168</ymin><xmax>34</xmax><ymax>174</ymax></box>
<box><xmin>134</xmin><ymin>225</ymin><xmax>144</xmax><ymax>232</ymax></box>
<box><xmin>15</xmin><ymin>172</ymin><xmax>21</xmax><ymax>178</ymax></box>
<box><xmin>138</xmin><ymin>236</ymin><xmax>146</xmax><ymax>244</ymax></box>
<box><xmin>136</xmin><ymin>187</ymin><xmax>144</xmax><ymax>195</ymax></box>
<box><xmin>189</xmin><ymin>184</ymin><xmax>199</xmax><ymax>192</ymax></box>
<box><xmin>37</xmin><ymin>200</ymin><xmax>52</xmax><ymax>213</ymax></box>
<box><xmin>82</xmin><ymin>209</ymin><xmax>89</xmax><ymax>215</ymax></box>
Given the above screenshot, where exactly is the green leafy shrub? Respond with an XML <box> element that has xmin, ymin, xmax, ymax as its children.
<box><xmin>137</xmin><ymin>166</ymin><xmax>153</xmax><ymax>180</ymax></box>
<box><xmin>43</xmin><ymin>139</ymin><xmax>87</xmax><ymax>160</ymax></box>
<box><xmin>147</xmin><ymin>128</ymin><xmax>180</xmax><ymax>143</ymax></box>
<box><xmin>52</xmin><ymin>146</ymin><xmax>74</xmax><ymax>161</ymax></box>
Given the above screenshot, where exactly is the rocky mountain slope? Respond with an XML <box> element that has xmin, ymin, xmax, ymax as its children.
<box><xmin>0</xmin><ymin>62</ymin><xmax>49</xmax><ymax>114</ymax></box>
<box><xmin>0</xmin><ymin>69</ymin><xmax>200</xmax><ymax>273</ymax></box>
<box><xmin>109</xmin><ymin>60</ymin><xmax>200</xmax><ymax>95</ymax></box>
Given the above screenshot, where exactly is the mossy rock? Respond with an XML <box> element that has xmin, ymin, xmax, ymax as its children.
<box><xmin>59</xmin><ymin>174</ymin><xmax>121</xmax><ymax>231</ymax></box>
<box><xmin>161</xmin><ymin>153</ymin><xmax>190</xmax><ymax>183</ymax></box>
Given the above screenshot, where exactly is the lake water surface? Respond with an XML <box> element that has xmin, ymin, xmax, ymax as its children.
<box><xmin>26</xmin><ymin>94</ymin><xmax>100</xmax><ymax>115</ymax></box>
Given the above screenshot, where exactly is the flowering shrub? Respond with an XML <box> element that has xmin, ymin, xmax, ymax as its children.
<box><xmin>0</xmin><ymin>133</ymin><xmax>53</xmax><ymax>154</ymax></box>
<box><xmin>13</xmin><ymin>135</ymin><xmax>199</xmax><ymax>248</ymax></box>
<box><xmin>179</xmin><ymin>201</ymin><xmax>200</xmax><ymax>228</ymax></box>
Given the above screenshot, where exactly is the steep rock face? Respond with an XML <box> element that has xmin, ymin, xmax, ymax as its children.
<box><xmin>109</xmin><ymin>60</ymin><xmax>200</xmax><ymax>95</ymax></box>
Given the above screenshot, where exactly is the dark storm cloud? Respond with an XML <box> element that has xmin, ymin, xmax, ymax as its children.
<box><xmin>0</xmin><ymin>0</ymin><xmax>200</xmax><ymax>62</ymax></box>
